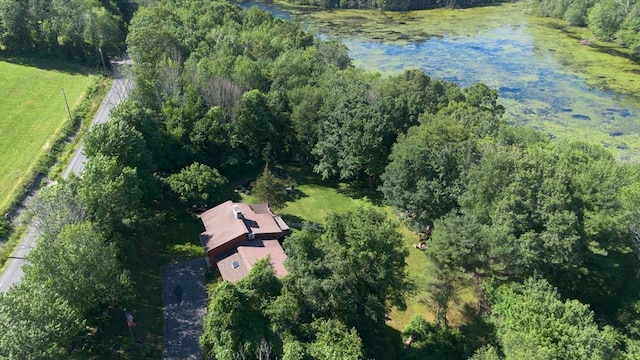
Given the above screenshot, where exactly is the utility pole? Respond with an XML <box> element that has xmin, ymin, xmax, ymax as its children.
<box><xmin>99</xmin><ymin>47</ymin><xmax>107</xmax><ymax>75</ymax></box>
<box><xmin>61</xmin><ymin>88</ymin><xmax>73</xmax><ymax>123</ymax></box>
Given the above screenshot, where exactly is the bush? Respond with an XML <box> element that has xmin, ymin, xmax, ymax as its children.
<box><xmin>0</xmin><ymin>218</ymin><xmax>11</xmax><ymax>239</ymax></box>
<box><xmin>401</xmin><ymin>315</ymin><xmax>465</xmax><ymax>360</ymax></box>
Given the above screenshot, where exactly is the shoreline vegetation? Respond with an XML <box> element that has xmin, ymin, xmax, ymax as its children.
<box><xmin>296</xmin><ymin>2</ymin><xmax>639</xmax><ymax>101</ymax></box>
<box><xmin>277</xmin><ymin>1</ymin><xmax>640</xmax><ymax>161</ymax></box>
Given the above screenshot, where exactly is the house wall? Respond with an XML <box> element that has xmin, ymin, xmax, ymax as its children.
<box><xmin>256</xmin><ymin>231</ymin><xmax>286</xmax><ymax>240</ymax></box>
<box><xmin>208</xmin><ymin>233</ymin><xmax>248</xmax><ymax>265</ymax></box>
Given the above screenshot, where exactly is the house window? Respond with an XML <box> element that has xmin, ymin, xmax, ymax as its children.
<box><xmin>232</xmin><ymin>261</ymin><xmax>240</xmax><ymax>269</ymax></box>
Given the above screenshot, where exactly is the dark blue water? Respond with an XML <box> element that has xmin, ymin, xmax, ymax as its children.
<box><xmin>238</xmin><ymin>2</ymin><xmax>640</xmax><ymax>160</ymax></box>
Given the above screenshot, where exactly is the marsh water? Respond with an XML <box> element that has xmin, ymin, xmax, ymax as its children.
<box><xmin>239</xmin><ymin>2</ymin><xmax>640</xmax><ymax>160</ymax></box>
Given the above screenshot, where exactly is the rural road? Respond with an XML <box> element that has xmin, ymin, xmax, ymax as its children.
<box><xmin>0</xmin><ymin>75</ymin><xmax>133</xmax><ymax>293</ymax></box>
<box><xmin>62</xmin><ymin>77</ymin><xmax>134</xmax><ymax>178</ymax></box>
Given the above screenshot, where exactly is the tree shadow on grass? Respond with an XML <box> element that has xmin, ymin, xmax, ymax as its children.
<box><xmin>457</xmin><ymin>303</ymin><xmax>497</xmax><ymax>358</ymax></box>
<box><xmin>279</xmin><ymin>213</ymin><xmax>323</xmax><ymax>231</ymax></box>
<box><xmin>1</xmin><ymin>56</ymin><xmax>97</xmax><ymax>76</ymax></box>
<box><xmin>336</xmin><ymin>179</ymin><xmax>384</xmax><ymax>206</ymax></box>
<box><xmin>285</xmin><ymin>166</ymin><xmax>385</xmax><ymax>205</ymax></box>
<box><xmin>284</xmin><ymin>166</ymin><xmax>341</xmax><ymax>189</ymax></box>
<box><xmin>285</xmin><ymin>187</ymin><xmax>309</xmax><ymax>202</ymax></box>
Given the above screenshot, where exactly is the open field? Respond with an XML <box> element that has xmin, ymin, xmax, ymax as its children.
<box><xmin>0</xmin><ymin>59</ymin><xmax>97</xmax><ymax>214</ymax></box>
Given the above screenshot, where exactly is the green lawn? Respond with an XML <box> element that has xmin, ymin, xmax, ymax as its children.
<box><xmin>0</xmin><ymin>59</ymin><xmax>97</xmax><ymax>213</ymax></box>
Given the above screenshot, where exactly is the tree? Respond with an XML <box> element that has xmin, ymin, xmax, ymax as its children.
<box><xmin>563</xmin><ymin>0</ymin><xmax>592</xmax><ymax>26</ymax></box>
<box><xmin>489</xmin><ymin>278</ymin><xmax>617</xmax><ymax>360</ymax></box>
<box><xmin>308</xmin><ymin>318</ymin><xmax>364</xmax><ymax>360</ymax></box>
<box><xmin>76</xmin><ymin>155</ymin><xmax>144</xmax><ymax>253</ymax></box>
<box><xmin>284</xmin><ymin>206</ymin><xmax>411</xmax><ymax>343</ymax></box>
<box><xmin>29</xmin><ymin>181</ymin><xmax>89</xmax><ymax>242</ymax></box>
<box><xmin>427</xmin><ymin>212</ymin><xmax>521</xmax><ymax>285</ymax></box>
<box><xmin>617</xmin><ymin>2</ymin><xmax>640</xmax><ymax>54</ymax></box>
<box><xmin>201</xmin><ymin>282</ymin><xmax>257</xmax><ymax>360</ymax></box>
<box><xmin>463</xmin><ymin>83</ymin><xmax>505</xmax><ymax>117</ymax></box>
<box><xmin>251</xmin><ymin>166</ymin><xmax>288</xmax><ymax>210</ymax></box>
<box><xmin>166</xmin><ymin>162</ymin><xmax>227</xmax><ymax>207</ymax></box>
<box><xmin>83</xmin><ymin>118</ymin><xmax>155</xmax><ymax>175</ymax></box>
<box><xmin>380</xmin><ymin>112</ymin><xmax>477</xmax><ymax>230</ymax></box>
<box><xmin>0</xmin><ymin>0</ymin><xmax>31</xmax><ymax>53</ymax></box>
<box><xmin>25</xmin><ymin>221</ymin><xmax>132</xmax><ymax>315</ymax></box>
<box><xmin>189</xmin><ymin>106</ymin><xmax>236</xmax><ymax>169</ymax></box>
<box><xmin>234</xmin><ymin>89</ymin><xmax>282</xmax><ymax>163</ymax></box>
<box><xmin>201</xmin><ymin>260</ymin><xmax>281</xmax><ymax>360</ymax></box>
<box><xmin>400</xmin><ymin>315</ymin><xmax>464</xmax><ymax>360</ymax></box>
<box><xmin>588</xmin><ymin>0</ymin><xmax>626</xmax><ymax>41</ymax></box>
<box><xmin>109</xmin><ymin>100</ymin><xmax>166</xmax><ymax>170</ymax></box>
<box><xmin>0</xmin><ymin>281</ymin><xmax>85</xmax><ymax>359</ymax></box>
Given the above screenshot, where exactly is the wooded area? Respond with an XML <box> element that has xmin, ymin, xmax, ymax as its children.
<box><xmin>1</xmin><ymin>0</ymin><xmax>640</xmax><ymax>358</ymax></box>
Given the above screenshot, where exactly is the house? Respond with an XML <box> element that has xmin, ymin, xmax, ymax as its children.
<box><xmin>199</xmin><ymin>200</ymin><xmax>290</xmax><ymax>282</ymax></box>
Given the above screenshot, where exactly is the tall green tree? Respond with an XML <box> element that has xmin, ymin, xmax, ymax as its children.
<box><xmin>29</xmin><ymin>181</ymin><xmax>89</xmax><ymax>242</ymax></box>
<box><xmin>588</xmin><ymin>0</ymin><xmax>627</xmax><ymax>41</ymax></box>
<box><xmin>380</xmin><ymin>111</ymin><xmax>478</xmax><ymax>230</ymax></box>
<box><xmin>84</xmin><ymin>118</ymin><xmax>155</xmax><ymax>175</ymax></box>
<box><xmin>0</xmin><ymin>281</ymin><xmax>85</xmax><ymax>359</ymax></box>
<box><xmin>201</xmin><ymin>259</ymin><xmax>281</xmax><ymax>360</ymax></box>
<box><xmin>308</xmin><ymin>318</ymin><xmax>364</xmax><ymax>360</ymax></box>
<box><xmin>25</xmin><ymin>221</ymin><xmax>132</xmax><ymax>315</ymax></box>
<box><xmin>166</xmin><ymin>162</ymin><xmax>227</xmax><ymax>207</ymax></box>
<box><xmin>489</xmin><ymin>278</ymin><xmax>617</xmax><ymax>360</ymax></box>
<box><xmin>284</xmin><ymin>206</ymin><xmax>410</xmax><ymax>356</ymax></box>
<box><xmin>252</xmin><ymin>166</ymin><xmax>288</xmax><ymax>211</ymax></box>
<box><xmin>76</xmin><ymin>155</ymin><xmax>144</xmax><ymax>253</ymax></box>
<box><xmin>233</xmin><ymin>89</ymin><xmax>287</xmax><ymax>164</ymax></box>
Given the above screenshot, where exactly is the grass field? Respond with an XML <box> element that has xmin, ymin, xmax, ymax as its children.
<box><xmin>0</xmin><ymin>59</ymin><xmax>97</xmax><ymax>214</ymax></box>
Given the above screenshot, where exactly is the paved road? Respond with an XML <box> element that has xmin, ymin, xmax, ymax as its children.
<box><xmin>0</xmin><ymin>77</ymin><xmax>133</xmax><ymax>293</ymax></box>
<box><xmin>62</xmin><ymin>77</ymin><xmax>134</xmax><ymax>179</ymax></box>
<box><xmin>162</xmin><ymin>258</ymin><xmax>208</xmax><ymax>360</ymax></box>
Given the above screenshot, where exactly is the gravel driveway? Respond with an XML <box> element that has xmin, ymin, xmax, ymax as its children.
<box><xmin>162</xmin><ymin>258</ymin><xmax>208</xmax><ymax>360</ymax></box>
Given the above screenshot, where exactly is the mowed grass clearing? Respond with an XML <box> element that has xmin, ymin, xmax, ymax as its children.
<box><xmin>0</xmin><ymin>59</ymin><xmax>97</xmax><ymax>213</ymax></box>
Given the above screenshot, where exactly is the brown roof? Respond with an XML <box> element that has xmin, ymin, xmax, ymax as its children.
<box><xmin>199</xmin><ymin>201</ymin><xmax>289</xmax><ymax>252</ymax></box>
<box><xmin>216</xmin><ymin>239</ymin><xmax>288</xmax><ymax>282</ymax></box>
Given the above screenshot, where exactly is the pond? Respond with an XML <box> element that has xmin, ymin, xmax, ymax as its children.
<box><xmin>238</xmin><ymin>2</ymin><xmax>640</xmax><ymax>161</ymax></box>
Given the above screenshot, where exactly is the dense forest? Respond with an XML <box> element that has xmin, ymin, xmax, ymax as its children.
<box><xmin>1</xmin><ymin>0</ymin><xmax>640</xmax><ymax>358</ymax></box>
<box><xmin>0</xmin><ymin>0</ymin><xmax>136</xmax><ymax>60</ymax></box>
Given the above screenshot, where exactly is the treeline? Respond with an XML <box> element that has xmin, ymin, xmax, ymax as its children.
<box><xmin>280</xmin><ymin>0</ymin><xmax>506</xmax><ymax>11</ymax></box>
<box><xmin>0</xmin><ymin>0</ymin><xmax>135</xmax><ymax>61</ymax></box>
<box><xmin>525</xmin><ymin>0</ymin><xmax>640</xmax><ymax>54</ymax></box>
